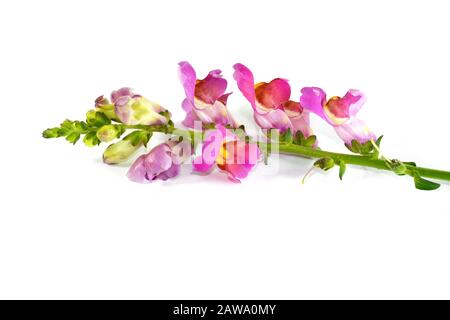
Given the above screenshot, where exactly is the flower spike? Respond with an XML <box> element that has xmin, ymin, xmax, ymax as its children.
<box><xmin>42</xmin><ymin>61</ymin><xmax>450</xmax><ymax>191</ymax></box>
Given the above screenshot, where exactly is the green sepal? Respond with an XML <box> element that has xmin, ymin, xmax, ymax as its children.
<box><xmin>413</xmin><ymin>173</ymin><xmax>440</xmax><ymax>191</ymax></box>
<box><xmin>235</xmin><ymin>125</ymin><xmax>247</xmax><ymax>140</ymax></box>
<box><xmin>124</xmin><ymin>130</ymin><xmax>153</xmax><ymax>147</ymax></box>
<box><xmin>293</xmin><ymin>131</ymin><xmax>305</xmax><ymax>145</ymax></box>
<box><xmin>282</xmin><ymin>129</ymin><xmax>293</xmax><ymax>145</ymax></box>
<box><xmin>159</xmin><ymin>110</ymin><xmax>172</xmax><ymax>122</ymax></box>
<box><xmin>83</xmin><ymin>131</ymin><xmax>101</xmax><ymax>147</ymax></box>
<box><xmin>166</xmin><ymin>120</ymin><xmax>175</xmax><ymax>131</ymax></box>
<box><xmin>346</xmin><ymin>139</ymin><xmax>374</xmax><ymax>155</ymax></box>
<box><xmin>303</xmin><ymin>135</ymin><xmax>317</xmax><ymax>147</ymax></box>
<box><xmin>314</xmin><ymin>157</ymin><xmax>335</xmax><ymax>171</ymax></box>
<box><xmin>371</xmin><ymin>135</ymin><xmax>383</xmax><ymax>158</ymax></box>
<box><xmin>292</xmin><ymin>131</ymin><xmax>317</xmax><ymax>147</ymax></box>
<box><xmin>375</xmin><ymin>135</ymin><xmax>384</xmax><ymax>147</ymax></box>
<box><xmin>388</xmin><ymin>159</ymin><xmax>408</xmax><ymax>176</ymax></box>
<box><xmin>338</xmin><ymin>161</ymin><xmax>347</xmax><ymax>180</ymax></box>
<box><xmin>86</xmin><ymin>110</ymin><xmax>111</xmax><ymax>127</ymax></box>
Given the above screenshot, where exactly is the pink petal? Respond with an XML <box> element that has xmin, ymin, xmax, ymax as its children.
<box><xmin>191</xmin><ymin>158</ymin><xmax>216</xmax><ymax>174</ymax></box>
<box><xmin>217</xmin><ymin>93</ymin><xmax>232</xmax><ymax>105</ymax></box>
<box><xmin>192</xmin><ymin>126</ymin><xmax>227</xmax><ymax>173</ymax></box>
<box><xmin>281</xmin><ymin>100</ymin><xmax>302</xmax><ymax>117</ymax></box>
<box><xmin>127</xmin><ymin>143</ymin><xmax>173</xmax><ymax>183</ymax></box>
<box><xmin>111</xmin><ymin>87</ymin><xmax>134</xmax><ymax>104</ymax></box>
<box><xmin>333</xmin><ymin>118</ymin><xmax>376</xmax><ymax>145</ymax></box>
<box><xmin>344</xmin><ymin>90</ymin><xmax>366</xmax><ymax>117</ymax></box>
<box><xmin>126</xmin><ymin>155</ymin><xmax>148</xmax><ymax>183</ymax></box>
<box><xmin>324</xmin><ymin>90</ymin><xmax>366</xmax><ymax>124</ymax></box>
<box><xmin>181</xmin><ymin>109</ymin><xmax>201</xmax><ymax>128</ymax></box>
<box><xmin>217</xmin><ymin>141</ymin><xmax>260</xmax><ymax>182</ymax></box>
<box><xmin>156</xmin><ymin>162</ymin><xmax>180</xmax><ymax>181</ymax></box>
<box><xmin>282</xmin><ymin>101</ymin><xmax>314</xmax><ymax>137</ymax></box>
<box><xmin>300</xmin><ymin>87</ymin><xmax>328</xmax><ymax>122</ymax></box>
<box><xmin>290</xmin><ymin>113</ymin><xmax>314</xmax><ymax>138</ymax></box>
<box><xmin>233</xmin><ymin>63</ymin><xmax>257</xmax><ymax>110</ymax></box>
<box><xmin>95</xmin><ymin>95</ymin><xmax>110</xmax><ymax>108</ymax></box>
<box><xmin>114</xmin><ymin>96</ymin><xmax>132</xmax><ymax>124</ymax></box>
<box><xmin>178</xmin><ymin>61</ymin><xmax>196</xmax><ymax>105</ymax></box>
<box><xmin>181</xmin><ymin>98</ymin><xmax>194</xmax><ymax>113</ymax></box>
<box><xmin>254</xmin><ymin>109</ymin><xmax>293</xmax><ymax>133</ymax></box>
<box><xmin>193</xmin><ymin>100</ymin><xmax>238</xmax><ymax>127</ymax></box>
<box><xmin>194</xmin><ymin>70</ymin><xmax>227</xmax><ymax>105</ymax></box>
<box><xmin>254</xmin><ymin>78</ymin><xmax>291</xmax><ymax>111</ymax></box>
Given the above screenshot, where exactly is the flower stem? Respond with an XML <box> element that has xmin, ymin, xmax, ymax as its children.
<box><xmin>277</xmin><ymin>143</ymin><xmax>450</xmax><ymax>182</ymax></box>
<box><xmin>127</xmin><ymin>124</ymin><xmax>450</xmax><ymax>183</ymax></box>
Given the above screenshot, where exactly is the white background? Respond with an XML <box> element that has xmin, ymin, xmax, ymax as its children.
<box><xmin>1</xmin><ymin>0</ymin><xmax>449</xmax><ymax>299</ymax></box>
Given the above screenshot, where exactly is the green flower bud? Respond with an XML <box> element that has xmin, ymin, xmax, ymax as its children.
<box><xmin>86</xmin><ymin>109</ymin><xmax>97</xmax><ymax>123</ymax></box>
<box><xmin>103</xmin><ymin>140</ymin><xmax>142</xmax><ymax>164</ymax></box>
<box><xmin>95</xmin><ymin>95</ymin><xmax>118</xmax><ymax>120</ymax></box>
<box><xmin>97</xmin><ymin>125</ymin><xmax>120</xmax><ymax>142</ymax></box>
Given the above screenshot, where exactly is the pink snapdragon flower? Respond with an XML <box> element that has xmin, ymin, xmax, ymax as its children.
<box><xmin>193</xmin><ymin>125</ymin><xmax>260</xmax><ymax>182</ymax></box>
<box><xmin>233</xmin><ymin>63</ymin><xmax>313</xmax><ymax>137</ymax></box>
<box><xmin>127</xmin><ymin>139</ymin><xmax>191</xmax><ymax>183</ymax></box>
<box><xmin>178</xmin><ymin>62</ymin><xmax>237</xmax><ymax>128</ymax></box>
<box><xmin>300</xmin><ymin>87</ymin><xmax>376</xmax><ymax>145</ymax></box>
<box><xmin>108</xmin><ymin>87</ymin><xmax>169</xmax><ymax>126</ymax></box>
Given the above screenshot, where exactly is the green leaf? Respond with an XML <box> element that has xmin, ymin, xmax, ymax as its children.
<box><xmin>338</xmin><ymin>161</ymin><xmax>347</xmax><ymax>180</ymax></box>
<box><xmin>65</xmin><ymin>132</ymin><xmax>80</xmax><ymax>144</ymax></box>
<box><xmin>314</xmin><ymin>157</ymin><xmax>335</xmax><ymax>171</ymax></box>
<box><xmin>413</xmin><ymin>173</ymin><xmax>440</xmax><ymax>191</ymax></box>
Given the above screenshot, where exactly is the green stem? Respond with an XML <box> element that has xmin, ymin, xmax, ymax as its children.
<box><xmin>126</xmin><ymin>125</ymin><xmax>450</xmax><ymax>183</ymax></box>
<box><xmin>277</xmin><ymin>143</ymin><xmax>450</xmax><ymax>182</ymax></box>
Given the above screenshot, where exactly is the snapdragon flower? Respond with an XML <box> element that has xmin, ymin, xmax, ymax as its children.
<box><xmin>178</xmin><ymin>61</ymin><xmax>237</xmax><ymax>128</ymax></box>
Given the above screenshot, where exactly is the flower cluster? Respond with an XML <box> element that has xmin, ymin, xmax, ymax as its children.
<box><xmin>43</xmin><ymin>61</ymin><xmax>449</xmax><ymax>190</ymax></box>
<box><xmin>124</xmin><ymin>61</ymin><xmax>375</xmax><ymax>183</ymax></box>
